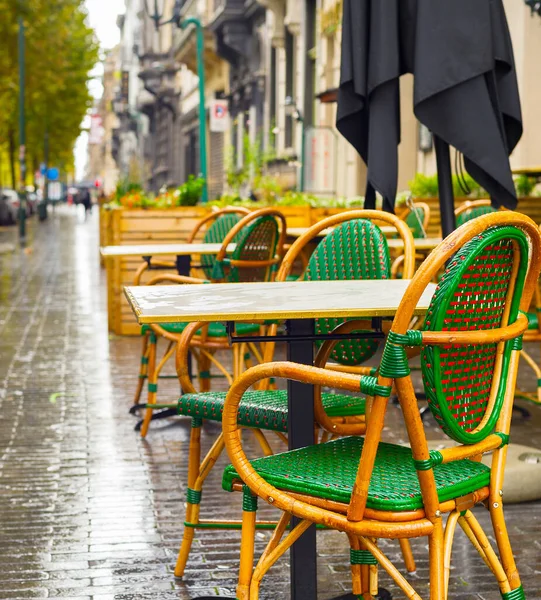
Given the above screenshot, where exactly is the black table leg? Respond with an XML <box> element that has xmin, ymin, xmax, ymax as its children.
<box><xmin>285</xmin><ymin>319</ymin><xmax>390</xmax><ymax>600</ymax></box>
<box><xmin>176</xmin><ymin>254</ymin><xmax>191</xmax><ymax>276</ymax></box>
<box><xmin>286</xmin><ymin>318</ymin><xmax>318</xmax><ymax>600</ymax></box>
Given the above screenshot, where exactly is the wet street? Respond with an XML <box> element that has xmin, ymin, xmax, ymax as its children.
<box><xmin>1</xmin><ymin>207</ymin><xmax>541</xmax><ymax>600</ymax></box>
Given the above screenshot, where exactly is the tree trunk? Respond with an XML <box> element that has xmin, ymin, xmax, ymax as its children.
<box><xmin>8</xmin><ymin>128</ymin><xmax>16</xmax><ymax>189</ymax></box>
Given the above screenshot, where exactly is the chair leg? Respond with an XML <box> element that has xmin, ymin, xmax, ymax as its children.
<box><xmin>198</xmin><ymin>351</ymin><xmax>213</xmax><ymax>392</ymax></box>
<box><xmin>428</xmin><ymin>518</ymin><xmax>445</xmax><ymax>600</ymax></box>
<box><xmin>140</xmin><ymin>339</ymin><xmax>175</xmax><ymax>438</ymax></box>
<box><xmin>174</xmin><ymin>428</ymin><xmax>226</xmax><ymax>578</ymax></box>
<box><xmin>459</xmin><ymin>509</ymin><xmax>523</xmax><ymax>598</ymax></box>
<box><xmin>348</xmin><ymin>535</ymin><xmax>365</xmax><ymax>597</ymax></box>
<box><xmin>249</xmin><ymin>516</ymin><xmax>312</xmax><ymax>600</ymax></box>
<box><xmin>236</xmin><ymin>488</ymin><xmax>258</xmax><ymax>600</ymax></box>
<box><xmin>174</xmin><ymin>418</ymin><xmax>202</xmax><ymax>578</ymax></box>
<box><xmin>133</xmin><ymin>332</ymin><xmax>150</xmax><ymax>406</ymax></box>
<box><xmin>398</xmin><ymin>538</ymin><xmax>416</xmax><ymax>573</ymax></box>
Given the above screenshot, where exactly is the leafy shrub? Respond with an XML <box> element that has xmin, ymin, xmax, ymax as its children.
<box><xmin>176</xmin><ymin>176</ymin><xmax>205</xmax><ymax>206</ymax></box>
<box><xmin>515</xmin><ymin>174</ymin><xmax>537</xmax><ymax>197</ymax></box>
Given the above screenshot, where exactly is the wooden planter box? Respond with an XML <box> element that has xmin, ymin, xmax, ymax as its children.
<box><xmin>99</xmin><ymin>207</ymin><xmax>114</xmax><ymax>267</ymax></box>
<box><xmin>276</xmin><ymin>205</ymin><xmax>312</xmax><ymax>228</ymax></box>
<box><xmin>417</xmin><ymin>196</ymin><xmax>541</xmax><ymax>237</ymax></box>
<box><xmin>104</xmin><ymin>206</ymin><xmax>211</xmax><ymax>336</ymax></box>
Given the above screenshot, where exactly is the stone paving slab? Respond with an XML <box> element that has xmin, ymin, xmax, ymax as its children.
<box><xmin>1</xmin><ymin>208</ymin><xmax>541</xmax><ymax>599</ymax></box>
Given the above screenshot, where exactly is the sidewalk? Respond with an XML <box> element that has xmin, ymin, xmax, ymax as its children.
<box><xmin>1</xmin><ymin>207</ymin><xmax>541</xmax><ymax>599</ymax></box>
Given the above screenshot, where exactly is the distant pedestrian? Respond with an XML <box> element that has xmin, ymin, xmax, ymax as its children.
<box><xmin>80</xmin><ymin>188</ymin><xmax>92</xmax><ymax>218</ymax></box>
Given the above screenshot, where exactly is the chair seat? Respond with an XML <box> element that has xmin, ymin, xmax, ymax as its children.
<box><xmin>141</xmin><ymin>322</ymin><xmax>261</xmax><ymax>337</ymax></box>
<box><xmin>222</xmin><ymin>436</ymin><xmax>490</xmax><ymax>512</ymax></box>
<box><xmin>178</xmin><ymin>390</ymin><xmax>366</xmax><ymax>433</ymax></box>
<box><xmin>527</xmin><ymin>311</ymin><xmax>539</xmax><ymax>330</ymax></box>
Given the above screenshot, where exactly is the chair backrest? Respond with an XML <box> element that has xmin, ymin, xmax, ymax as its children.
<box><xmin>420</xmin><ymin>226</ymin><xmax>529</xmax><ymax>443</ymax></box>
<box><xmin>186</xmin><ymin>207</ymin><xmax>250</xmax><ymax>279</ymax></box>
<box><xmin>275</xmin><ymin>210</ymin><xmax>415</xmax><ymax>366</ymax></box>
<box><xmin>399</xmin><ymin>202</ymin><xmax>430</xmax><ymax>238</ymax></box>
<box><xmin>213</xmin><ymin>208</ymin><xmax>287</xmax><ymax>283</ymax></box>
<box><xmin>200</xmin><ymin>213</ymin><xmax>245</xmax><ymax>279</ymax></box>
<box><xmin>455</xmin><ymin>199</ymin><xmax>496</xmax><ymax>227</ymax></box>
<box><xmin>304</xmin><ymin>219</ymin><xmax>391</xmax><ymax>365</ymax></box>
<box><xmin>345</xmin><ymin>212</ymin><xmax>541</xmax><ymax>522</ymax></box>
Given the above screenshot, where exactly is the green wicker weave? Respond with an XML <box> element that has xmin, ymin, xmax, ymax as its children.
<box><xmin>142</xmin><ymin>215</ymin><xmax>279</xmax><ymax>337</ymax></box>
<box><xmin>213</xmin><ymin>215</ymin><xmax>280</xmax><ymax>282</ymax></box>
<box><xmin>200</xmin><ymin>213</ymin><xmax>243</xmax><ymax>279</ymax></box>
<box><xmin>421</xmin><ymin>226</ymin><xmax>529</xmax><ymax>444</ymax></box>
<box><xmin>178</xmin><ymin>390</ymin><xmax>366</xmax><ymax>432</ymax></box>
<box><xmin>305</xmin><ymin>219</ymin><xmax>391</xmax><ymax>366</ymax></box>
<box><xmin>222</xmin><ymin>436</ymin><xmax>490</xmax><ymax>511</ymax></box>
<box><xmin>456</xmin><ymin>205</ymin><xmax>497</xmax><ymax>227</ymax></box>
<box><xmin>404</xmin><ymin>206</ymin><xmax>426</xmax><ymax>239</ymax></box>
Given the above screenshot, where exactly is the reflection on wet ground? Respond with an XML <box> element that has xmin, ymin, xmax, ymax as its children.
<box><xmin>1</xmin><ymin>207</ymin><xmax>541</xmax><ymax>599</ymax></box>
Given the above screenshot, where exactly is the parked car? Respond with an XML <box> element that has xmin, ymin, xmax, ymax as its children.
<box><xmin>0</xmin><ymin>189</ymin><xmax>20</xmax><ymax>224</ymax></box>
<box><xmin>0</xmin><ymin>193</ymin><xmax>13</xmax><ymax>225</ymax></box>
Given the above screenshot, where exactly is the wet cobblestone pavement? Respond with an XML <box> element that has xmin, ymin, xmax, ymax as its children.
<box><xmin>1</xmin><ymin>208</ymin><xmax>541</xmax><ymax>599</ymax></box>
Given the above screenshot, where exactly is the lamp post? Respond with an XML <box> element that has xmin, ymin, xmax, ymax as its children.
<box><xmin>18</xmin><ymin>16</ymin><xmax>27</xmax><ymax>242</ymax></box>
<box><xmin>285</xmin><ymin>96</ymin><xmax>305</xmax><ymax>192</ymax></box>
<box><xmin>143</xmin><ymin>0</ymin><xmax>209</xmax><ymax>203</ymax></box>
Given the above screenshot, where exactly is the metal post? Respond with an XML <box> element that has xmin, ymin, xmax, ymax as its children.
<box><xmin>181</xmin><ymin>18</ymin><xmax>208</xmax><ymax>203</ymax></box>
<box><xmin>43</xmin><ymin>128</ymin><xmax>49</xmax><ymax>218</ymax></box>
<box><xmin>434</xmin><ymin>136</ymin><xmax>456</xmax><ymax>238</ymax></box>
<box><xmin>300</xmin><ymin>121</ymin><xmax>306</xmax><ymax>192</ymax></box>
<box><xmin>286</xmin><ymin>318</ymin><xmax>317</xmax><ymax>600</ymax></box>
<box><xmin>18</xmin><ymin>16</ymin><xmax>27</xmax><ymax>242</ymax></box>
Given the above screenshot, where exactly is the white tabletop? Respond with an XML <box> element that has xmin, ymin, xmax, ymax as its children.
<box><xmin>125</xmin><ymin>279</ymin><xmax>437</xmax><ymax>324</ymax></box>
<box><xmin>100</xmin><ymin>243</ymin><xmax>236</xmax><ymax>258</ymax></box>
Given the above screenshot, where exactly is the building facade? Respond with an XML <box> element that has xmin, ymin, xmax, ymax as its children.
<box><xmin>91</xmin><ymin>0</ymin><xmax>541</xmax><ymax>201</ymax></box>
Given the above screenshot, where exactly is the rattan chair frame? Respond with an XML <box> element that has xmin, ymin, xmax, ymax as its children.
<box><xmin>132</xmin><ymin>207</ymin><xmax>251</xmax><ymax>407</ymax></box>
<box><xmin>222</xmin><ymin>212</ymin><xmax>541</xmax><ymax>600</ymax></box>
<box><xmin>166</xmin><ymin>211</ymin><xmax>418</xmax><ymax>579</ymax></box>
<box><xmin>137</xmin><ymin>208</ymin><xmax>287</xmax><ymax>438</ymax></box>
<box><xmin>453</xmin><ymin>202</ymin><xmax>541</xmax><ymax>405</ymax></box>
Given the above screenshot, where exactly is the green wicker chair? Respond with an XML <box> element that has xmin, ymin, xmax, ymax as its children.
<box><xmin>168</xmin><ymin>210</ymin><xmax>416</xmax><ymax>579</ymax></box>
<box><xmin>137</xmin><ymin>208</ymin><xmax>287</xmax><ymax>438</ymax></box>
<box><xmin>454</xmin><ymin>200</ymin><xmax>541</xmax><ymax>406</ymax></box>
<box><xmin>455</xmin><ymin>199</ymin><xmax>497</xmax><ymax>227</ymax></box>
<box><xmin>221</xmin><ymin>212</ymin><xmax>541</xmax><ymax>600</ymax></box>
<box><xmin>132</xmin><ymin>207</ymin><xmax>250</xmax><ymax>409</ymax></box>
<box><xmin>398</xmin><ymin>201</ymin><xmax>430</xmax><ymax>238</ymax></box>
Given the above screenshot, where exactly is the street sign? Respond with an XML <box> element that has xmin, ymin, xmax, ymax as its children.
<box><xmin>47</xmin><ymin>167</ymin><xmax>59</xmax><ymax>181</ymax></box>
<box><xmin>40</xmin><ymin>163</ymin><xmax>47</xmax><ymax>175</ymax></box>
<box><xmin>209</xmin><ymin>99</ymin><xmax>229</xmax><ymax>133</ymax></box>
<box><xmin>304</xmin><ymin>127</ymin><xmax>338</xmax><ymax>195</ymax></box>
<box><xmin>48</xmin><ymin>181</ymin><xmax>62</xmax><ymax>202</ymax></box>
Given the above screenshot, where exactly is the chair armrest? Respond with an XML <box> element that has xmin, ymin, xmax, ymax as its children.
<box><xmin>221</xmin><ymin>361</ymin><xmax>429</xmax><ymax>538</ymax></box>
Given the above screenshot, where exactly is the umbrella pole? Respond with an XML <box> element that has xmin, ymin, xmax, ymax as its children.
<box><xmin>434</xmin><ymin>136</ymin><xmax>457</xmax><ymax>237</ymax></box>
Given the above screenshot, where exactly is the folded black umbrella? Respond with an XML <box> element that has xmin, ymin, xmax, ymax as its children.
<box><xmin>337</xmin><ymin>0</ymin><xmax>522</xmax><ymax>214</ymax></box>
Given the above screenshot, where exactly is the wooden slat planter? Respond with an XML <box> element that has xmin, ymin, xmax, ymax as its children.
<box><xmin>418</xmin><ymin>197</ymin><xmax>541</xmax><ymax>237</ymax></box>
<box><xmin>104</xmin><ymin>206</ymin><xmax>212</xmax><ymax>336</ymax></box>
